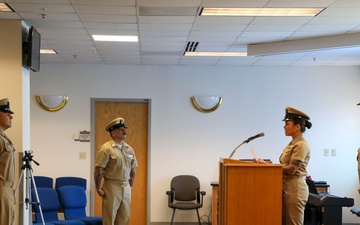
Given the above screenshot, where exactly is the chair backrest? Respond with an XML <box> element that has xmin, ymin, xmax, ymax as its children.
<box><xmin>55</xmin><ymin>176</ymin><xmax>87</xmax><ymax>190</ymax></box>
<box><xmin>57</xmin><ymin>185</ymin><xmax>87</xmax><ymax>219</ymax></box>
<box><xmin>171</xmin><ymin>175</ymin><xmax>200</xmax><ymax>201</ymax></box>
<box><xmin>34</xmin><ymin>176</ymin><xmax>53</xmax><ymax>189</ymax></box>
<box><xmin>31</xmin><ymin>187</ymin><xmax>61</xmax><ymax>222</ymax></box>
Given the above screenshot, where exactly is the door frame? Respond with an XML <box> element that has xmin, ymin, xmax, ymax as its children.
<box><xmin>90</xmin><ymin>98</ymin><xmax>151</xmax><ymax>225</ymax></box>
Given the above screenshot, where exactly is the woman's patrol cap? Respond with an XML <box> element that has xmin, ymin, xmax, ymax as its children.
<box><xmin>106</xmin><ymin>117</ymin><xmax>127</xmax><ymax>132</ymax></box>
<box><xmin>0</xmin><ymin>98</ymin><xmax>14</xmax><ymax>114</ymax></box>
<box><xmin>283</xmin><ymin>106</ymin><xmax>310</xmax><ymax>121</ymax></box>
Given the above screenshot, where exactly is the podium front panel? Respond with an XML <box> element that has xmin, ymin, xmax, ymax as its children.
<box><xmin>219</xmin><ymin>159</ymin><xmax>283</xmax><ymax>225</ymax></box>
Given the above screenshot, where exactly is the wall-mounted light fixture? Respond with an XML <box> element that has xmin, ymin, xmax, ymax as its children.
<box><xmin>36</xmin><ymin>95</ymin><xmax>68</xmax><ymax>112</ymax></box>
<box><xmin>191</xmin><ymin>96</ymin><xmax>222</xmax><ymax>113</ymax></box>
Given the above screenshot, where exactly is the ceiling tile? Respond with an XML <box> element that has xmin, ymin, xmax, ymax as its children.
<box><xmin>2</xmin><ymin>0</ymin><xmax>360</xmax><ymax>66</ymax></box>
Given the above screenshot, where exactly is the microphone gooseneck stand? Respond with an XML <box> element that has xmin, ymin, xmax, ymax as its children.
<box><xmin>228</xmin><ymin>133</ymin><xmax>265</xmax><ymax>159</ymax></box>
<box><xmin>228</xmin><ymin>141</ymin><xmax>246</xmax><ymax>159</ymax></box>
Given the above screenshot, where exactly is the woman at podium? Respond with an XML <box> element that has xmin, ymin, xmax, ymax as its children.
<box><xmin>258</xmin><ymin>106</ymin><xmax>312</xmax><ymax>225</ymax></box>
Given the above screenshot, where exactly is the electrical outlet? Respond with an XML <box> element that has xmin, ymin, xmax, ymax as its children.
<box><xmin>324</xmin><ymin>149</ymin><xmax>329</xmax><ymax>156</ymax></box>
<box><xmin>331</xmin><ymin>149</ymin><xmax>336</xmax><ymax>156</ymax></box>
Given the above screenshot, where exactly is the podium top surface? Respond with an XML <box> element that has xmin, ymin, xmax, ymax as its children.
<box><xmin>220</xmin><ymin>158</ymin><xmax>284</xmax><ymax>167</ymax></box>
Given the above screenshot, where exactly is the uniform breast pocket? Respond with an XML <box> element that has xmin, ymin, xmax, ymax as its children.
<box><xmin>108</xmin><ymin>154</ymin><xmax>120</xmax><ymax>167</ymax></box>
<box><xmin>5</xmin><ymin>142</ymin><xmax>14</xmax><ymax>152</ymax></box>
<box><xmin>126</xmin><ymin>151</ymin><xmax>134</xmax><ymax>161</ymax></box>
<box><xmin>110</xmin><ymin>154</ymin><xmax>118</xmax><ymax>160</ymax></box>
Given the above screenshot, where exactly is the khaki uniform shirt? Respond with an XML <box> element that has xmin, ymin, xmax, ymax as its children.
<box><xmin>280</xmin><ymin>134</ymin><xmax>310</xmax><ymax>178</ymax></box>
<box><xmin>0</xmin><ymin>132</ymin><xmax>15</xmax><ymax>187</ymax></box>
<box><xmin>96</xmin><ymin>139</ymin><xmax>138</xmax><ymax>181</ymax></box>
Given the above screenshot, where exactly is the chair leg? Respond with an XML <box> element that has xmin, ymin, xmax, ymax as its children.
<box><xmin>170</xmin><ymin>208</ymin><xmax>176</xmax><ymax>225</ymax></box>
<box><xmin>196</xmin><ymin>209</ymin><xmax>201</xmax><ymax>225</ymax></box>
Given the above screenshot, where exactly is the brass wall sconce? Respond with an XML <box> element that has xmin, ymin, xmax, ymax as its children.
<box><xmin>191</xmin><ymin>96</ymin><xmax>222</xmax><ymax>113</ymax></box>
<box><xmin>36</xmin><ymin>95</ymin><xmax>68</xmax><ymax>112</ymax></box>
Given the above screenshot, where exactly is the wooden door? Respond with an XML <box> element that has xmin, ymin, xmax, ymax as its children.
<box><xmin>94</xmin><ymin>100</ymin><xmax>148</xmax><ymax>225</ymax></box>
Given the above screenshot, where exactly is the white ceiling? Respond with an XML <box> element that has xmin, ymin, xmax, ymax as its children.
<box><xmin>2</xmin><ymin>0</ymin><xmax>360</xmax><ymax>66</ymax></box>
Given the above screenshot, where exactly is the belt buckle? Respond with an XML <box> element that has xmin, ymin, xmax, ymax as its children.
<box><xmin>121</xmin><ymin>181</ymin><xmax>128</xmax><ymax>187</ymax></box>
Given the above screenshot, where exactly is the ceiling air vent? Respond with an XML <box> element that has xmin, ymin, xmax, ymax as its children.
<box><xmin>185</xmin><ymin>42</ymin><xmax>199</xmax><ymax>52</ymax></box>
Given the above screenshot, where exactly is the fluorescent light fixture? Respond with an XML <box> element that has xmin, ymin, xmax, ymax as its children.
<box><xmin>200</xmin><ymin>7</ymin><xmax>324</xmax><ymax>16</ymax></box>
<box><xmin>92</xmin><ymin>35</ymin><xmax>138</xmax><ymax>42</ymax></box>
<box><xmin>184</xmin><ymin>51</ymin><xmax>247</xmax><ymax>56</ymax></box>
<box><xmin>40</xmin><ymin>49</ymin><xmax>57</xmax><ymax>54</ymax></box>
<box><xmin>0</xmin><ymin>3</ymin><xmax>14</xmax><ymax>12</ymax></box>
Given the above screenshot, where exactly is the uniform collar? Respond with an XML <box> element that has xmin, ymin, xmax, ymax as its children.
<box><xmin>290</xmin><ymin>134</ymin><xmax>303</xmax><ymax>144</ymax></box>
<box><xmin>111</xmin><ymin>140</ymin><xmax>124</xmax><ymax>149</ymax></box>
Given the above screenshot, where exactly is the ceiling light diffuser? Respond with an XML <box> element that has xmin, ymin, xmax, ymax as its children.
<box><xmin>40</xmin><ymin>49</ymin><xmax>57</xmax><ymax>54</ymax></box>
<box><xmin>92</xmin><ymin>35</ymin><xmax>138</xmax><ymax>42</ymax></box>
<box><xmin>200</xmin><ymin>7</ymin><xmax>324</xmax><ymax>16</ymax></box>
<box><xmin>184</xmin><ymin>52</ymin><xmax>247</xmax><ymax>56</ymax></box>
<box><xmin>0</xmin><ymin>3</ymin><xmax>14</xmax><ymax>12</ymax></box>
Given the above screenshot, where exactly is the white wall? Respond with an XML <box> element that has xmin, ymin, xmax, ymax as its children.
<box><xmin>30</xmin><ymin>64</ymin><xmax>360</xmax><ymax>223</ymax></box>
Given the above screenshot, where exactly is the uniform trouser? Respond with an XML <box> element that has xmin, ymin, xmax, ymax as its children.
<box><xmin>282</xmin><ymin>177</ymin><xmax>309</xmax><ymax>225</ymax></box>
<box><xmin>0</xmin><ymin>185</ymin><xmax>15</xmax><ymax>225</ymax></box>
<box><xmin>102</xmin><ymin>179</ymin><xmax>132</xmax><ymax>225</ymax></box>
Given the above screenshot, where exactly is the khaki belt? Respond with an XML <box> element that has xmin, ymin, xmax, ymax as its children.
<box><xmin>0</xmin><ymin>180</ymin><xmax>13</xmax><ymax>187</ymax></box>
<box><xmin>105</xmin><ymin>179</ymin><xmax>128</xmax><ymax>187</ymax></box>
<box><xmin>120</xmin><ymin>181</ymin><xmax>128</xmax><ymax>187</ymax></box>
<box><xmin>283</xmin><ymin>175</ymin><xmax>305</xmax><ymax>181</ymax></box>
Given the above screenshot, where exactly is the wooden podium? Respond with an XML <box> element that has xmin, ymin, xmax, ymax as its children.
<box><xmin>218</xmin><ymin>158</ymin><xmax>284</xmax><ymax>225</ymax></box>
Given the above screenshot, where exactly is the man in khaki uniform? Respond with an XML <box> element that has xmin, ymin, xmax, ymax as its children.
<box><xmin>0</xmin><ymin>98</ymin><xmax>16</xmax><ymax>225</ymax></box>
<box><xmin>95</xmin><ymin>117</ymin><xmax>138</xmax><ymax>225</ymax></box>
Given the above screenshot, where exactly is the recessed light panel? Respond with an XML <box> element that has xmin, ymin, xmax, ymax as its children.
<box><xmin>200</xmin><ymin>7</ymin><xmax>324</xmax><ymax>16</ymax></box>
<box><xmin>40</xmin><ymin>49</ymin><xmax>57</xmax><ymax>54</ymax></box>
<box><xmin>184</xmin><ymin>52</ymin><xmax>247</xmax><ymax>56</ymax></box>
<box><xmin>0</xmin><ymin>3</ymin><xmax>14</xmax><ymax>12</ymax></box>
<box><xmin>93</xmin><ymin>35</ymin><xmax>138</xmax><ymax>42</ymax></box>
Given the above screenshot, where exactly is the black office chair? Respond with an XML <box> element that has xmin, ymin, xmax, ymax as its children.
<box><xmin>166</xmin><ymin>175</ymin><xmax>206</xmax><ymax>225</ymax></box>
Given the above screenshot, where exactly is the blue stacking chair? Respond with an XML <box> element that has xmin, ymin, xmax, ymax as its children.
<box><xmin>57</xmin><ymin>185</ymin><xmax>102</xmax><ymax>225</ymax></box>
<box><xmin>55</xmin><ymin>177</ymin><xmax>87</xmax><ymax>212</ymax></box>
<box><xmin>33</xmin><ymin>223</ymin><xmax>55</xmax><ymax>225</ymax></box>
<box><xmin>55</xmin><ymin>177</ymin><xmax>87</xmax><ymax>190</ymax></box>
<box><xmin>34</xmin><ymin>176</ymin><xmax>53</xmax><ymax>188</ymax></box>
<box><xmin>31</xmin><ymin>187</ymin><xmax>86</xmax><ymax>225</ymax></box>
<box><xmin>34</xmin><ymin>223</ymin><xmax>55</xmax><ymax>225</ymax></box>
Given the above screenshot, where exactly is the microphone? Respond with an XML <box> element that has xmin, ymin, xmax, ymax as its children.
<box><xmin>229</xmin><ymin>132</ymin><xmax>265</xmax><ymax>159</ymax></box>
<box><xmin>244</xmin><ymin>132</ymin><xmax>265</xmax><ymax>143</ymax></box>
